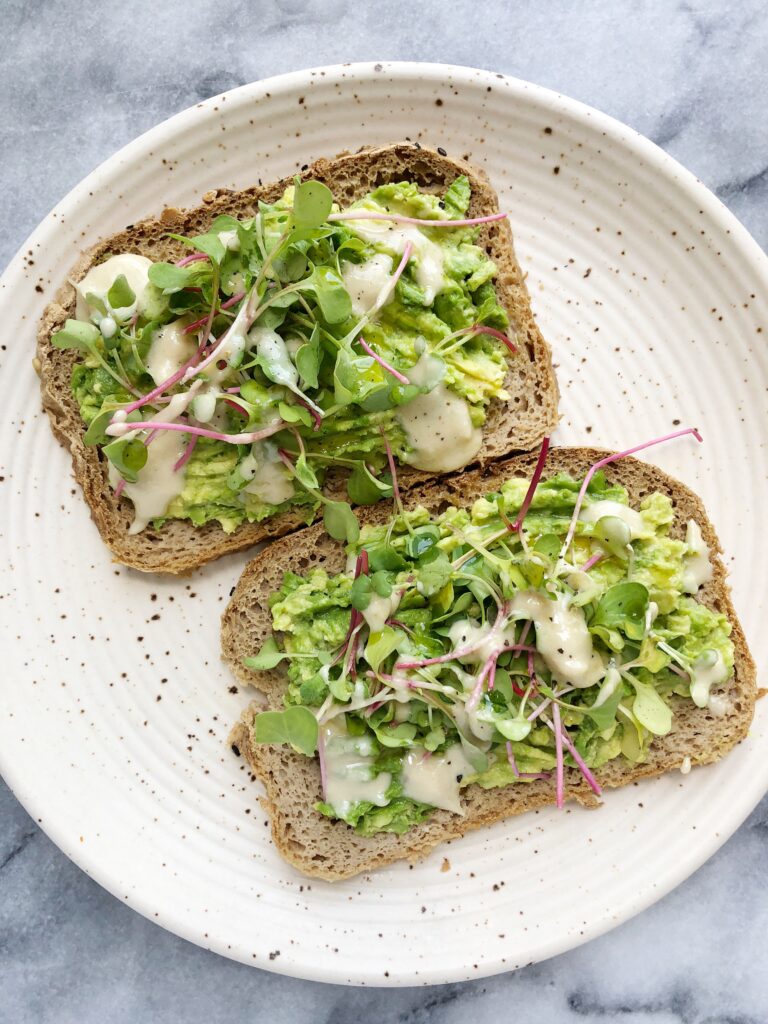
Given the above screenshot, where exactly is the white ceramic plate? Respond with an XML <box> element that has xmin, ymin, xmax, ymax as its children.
<box><xmin>1</xmin><ymin>62</ymin><xmax>766</xmax><ymax>987</ymax></box>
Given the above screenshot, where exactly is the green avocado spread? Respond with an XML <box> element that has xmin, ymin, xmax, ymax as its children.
<box><xmin>58</xmin><ymin>175</ymin><xmax>512</xmax><ymax>538</ymax></box>
<box><xmin>245</xmin><ymin>465</ymin><xmax>734</xmax><ymax>836</ymax></box>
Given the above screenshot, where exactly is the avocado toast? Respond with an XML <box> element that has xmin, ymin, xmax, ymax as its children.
<box><xmin>223</xmin><ymin>442</ymin><xmax>756</xmax><ymax>881</ymax></box>
<box><xmin>37</xmin><ymin>143</ymin><xmax>558</xmax><ymax>573</ymax></box>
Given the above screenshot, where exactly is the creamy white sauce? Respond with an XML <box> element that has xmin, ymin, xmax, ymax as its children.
<box><xmin>401</xmin><ymin>744</ymin><xmax>475</xmax><ymax>815</ymax></box>
<box><xmin>447</xmin><ymin>618</ymin><xmax>515</xmax><ymax>665</ymax></box>
<box><xmin>241</xmin><ymin>443</ymin><xmax>295</xmax><ymax>505</ymax></box>
<box><xmin>682</xmin><ymin>520</ymin><xmax>713</xmax><ymax>594</ymax></box>
<box><xmin>322</xmin><ymin>719</ymin><xmax>391</xmax><ymax>818</ymax></box>
<box><xmin>579</xmin><ymin>500</ymin><xmax>645</xmax><ymax>539</ymax></box>
<box><xmin>76</xmin><ymin>254</ymin><xmax>152</xmax><ymax>322</ymax></box>
<box><xmin>680</xmin><ymin>755</ymin><xmax>692</xmax><ymax>775</ymax></box>
<box><xmin>397</xmin><ymin>382</ymin><xmax>482</xmax><ymax>472</ymax></box>
<box><xmin>345</xmin><ymin>219</ymin><xmax>446</xmax><ymax>303</ymax></box>
<box><xmin>249</xmin><ymin>326</ymin><xmax>298</xmax><ymax>388</ymax></box>
<box><xmin>202</xmin><ymin>330</ymin><xmax>246</xmax><ymax>385</ymax></box>
<box><xmin>158</xmin><ymin>384</ymin><xmax>202</xmax><ymax>422</ymax></box>
<box><xmin>708</xmin><ymin>693</ymin><xmax>731</xmax><ymax>718</ymax></box>
<box><xmin>217</xmin><ymin>229</ymin><xmax>240</xmax><ymax>251</ymax></box>
<box><xmin>341</xmin><ymin>253</ymin><xmax>394</xmax><ymax>317</ymax></box>
<box><xmin>362</xmin><ymin>591</ymin><xmax>401</xmax><ymax>634</ymax></box>
<box><xmin>510</xmin><ymin>590</ymin><xmax>605</xmax><ymax>688</ymax></box>
<box><xmin>146</xmin><ymin>319</ymin><xmax>198</xmax><ymax>386</ymax></box>
<box><xmin>406</xmin><ymin>352</ymin><xmax>445</xmax><ymax>388</ymax></box>
<box><xmin>99</xmin><ymin>316</ymin><xmax>117</xmax><ymax>340</ymax></box>
<box><xmin>689</xmin><ymin>649</ymin><xmax>730</xmax><ymax>708</ymax></box>
<box><xmin>110</xmin><ymin>430</ymin><xmax>186</xmax><ymax>535</ymax></box>
<box><xmin>190</xmin><ymin>389</ymin><xmax>219</xmax><ymax>423</ymax></box>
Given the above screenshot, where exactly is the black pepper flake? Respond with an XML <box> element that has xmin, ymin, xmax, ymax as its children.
<box><xmin>544</xmin><ymin>126</ymin><xmax>553</xmax><ymax>134</ymax></box>
<box><xmin>437</xmin><ymin>146</ymin><xmax>447</xmax><ymax>156</ymax></box>
<box><xmin>269</xmin><ymin>950</ymin><xmax>281</xmax><ymax>960</ymax></box>
<box><xmin>231</xmin><ymin>743</ymin><xmax>241</xmax><ymax>757</ymax></box>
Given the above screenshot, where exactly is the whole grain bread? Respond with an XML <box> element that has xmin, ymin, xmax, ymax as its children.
<box><xmin>36</xmin><ymin>143</ymin><xmax>559</xmax><ymax>574</ymax></box>
<box><xmin>222</xmin><ymin>447</ymin><xmax>756</xmax><ymax>881</ymax></box>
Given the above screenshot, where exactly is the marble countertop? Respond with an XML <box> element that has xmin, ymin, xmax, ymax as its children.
<box><xmin>2</xmin><ymin>1</ymin><xmax>768</xmax><ymax>1020</ymax></box>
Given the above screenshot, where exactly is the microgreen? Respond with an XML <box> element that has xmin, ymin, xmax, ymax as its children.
<box><xmin>559</xmin><ymin>428</ymin><xmax>703</xmax><ymax>559</ymax></box>
<box><xmin>107</xmin><ymin>274</ymin><xmax>136</xmax><ymax>311</ymax></box>
<box><xmin>252</xmin><ymin>705</ymin><xmax>319</xmax><ymax>756</ymax></box>
<box><xmin>102</xmin><ymin>436</ymin><xmax>148</xmax><ymax>483</ymax></box>
<box><xmin>347</xmin><ymin>462</ymin><xmax>393</xmax><ymax>505</ymax></box>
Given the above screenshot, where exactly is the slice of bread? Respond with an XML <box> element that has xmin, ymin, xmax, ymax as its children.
<box><xmin>36</xmin><ymin>143</ymin><xmax>559</xmax><ymax>574</ymax></box>
<box><xmin>222</xmin><ymin>447</ymin><xmax>756</xmax><ymax>881</ymax></box>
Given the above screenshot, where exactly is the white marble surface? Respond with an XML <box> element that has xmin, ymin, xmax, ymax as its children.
<box><xmin>2</xmin><ymin>1</ymin><xmax>768</xmax><ymax>1019</ymax></box>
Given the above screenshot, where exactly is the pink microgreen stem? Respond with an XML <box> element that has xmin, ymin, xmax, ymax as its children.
<box><xmin>528</xmin><ymin>698</ymin><xmax>551</xmax><ymax>722</ymax></box>
<box><xmin>184</xmin><ymin>310</ymin><xmax>222</xmax><ymax>334</ymax></box>
<box><xmin>387</xmin><ymin>618</ymin><xmax>415</xmax><ymax>636</ymax></box>
<box><xmin>173</xmin><ymin>434</ymin><xmax>198</xmax><ymax>472</ymax></box>
<box><xmin>328</xmin><ymin>211</ymin><xmax>508</xmax><ymax>228</ymax></box>
<box><xmin>465</xmin><ymin>324</ymin><xmax>517</xmax><ymax>354</ymax></box>
<box><xmin>223</xmin><ymin>397</ymin><xmax>247</xmax><ymax>414</ymax></box>
<box><xmin>396</xmin><ymin>603</ymin><xmax>509</xmax><ymax>670</ymax></box>
<box><xmin>119</xmin><ymin>340</ymin><xmax>205</xmax><ymax>416</ymax></box>
<box><xmin>355</xmin><ymin>550</ymin><xmax>369</xmax><ymax>578</ymax></box>
<box><xmin>506</xmin><ymin>436</ymin><xmax>551</xmax><ymax>532</ymax></box>
<box><xmin>506</xmin><ymin>742</ymin><xmax>551</xmax><ymax>781</ymax></box>
<box><xmin>488</xmin><ymin>658</ymin><xmax>498</xmax><ymax>691</ymax></box>
<box><xmin>114</xmin><ymin>478</ymin><xmax>126</xmax><ymax>498</ymax></box>
<box><xmin>553</xmin><ymin>703</ymin><xmax>565</xmax><ymax>808</ymax></box>
<box><xmin>221</xmin><ymin>291</ymin><xmax>245</xmax><ymax>310</ymax></box>
<box><xmin>559</xmin><ymin>427</ymin><xmax>703</xmax><ymax>558</ymax></box>
<box><xmin>379</xmin><ymin>428</ymin><xmax>401</xmax><ymax>506</ymax></box>
<box><xmin>544</xmin><ymin>713</ymin><xmax>602</xmax><ymax>798</ymax></box>
<box><xmin>118</xmin><ymin>268</ymin><xmax>220</xmax><ymax>416</ymax></box>
<box><xmin>351</xmin><ymin>243</ymin><xmax>413</xmax><ymax>341</ymax></box>
<box><xmin>668</xmin><ymin>663</ymin><xmax>690</xmax><ymax>681</ymax></box>
<box><xmin>358</xmin><ymin>337</ymin><xmax>410</xmax><ymax>384</ymax></box>
<box><xmin>467</xmin><ymin>656</ymin><xmax>497</xmax><ymax>711</ymax></box>
<box><xmin>468</xmin><ymin>644</ymin><xmax>537</xmax><ymax>710</ymax></box>
<box><xmin>294</xmin><ymin>395</ymin><xmax>322</xmax><ymax>431</ymax></box>
<box><xmin>580</xmin><ymin>551</ymin><xmax>604</xmax><ymax>573</ymax></box>
<box><xmin>107</xmin><ymin>419</ymin><xmax>286</xmax><ymax>445</ymax></box>
<box><xmin>175</xmin><ymin>252</ymin><xmax>209</xmax><ymax>267</ymax></box>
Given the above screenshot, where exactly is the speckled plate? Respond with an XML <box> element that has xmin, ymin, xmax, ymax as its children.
<box><xmin>1</xmin><ymin>62</ymin><xmax>767</xmax><ymax>987</ymax></box>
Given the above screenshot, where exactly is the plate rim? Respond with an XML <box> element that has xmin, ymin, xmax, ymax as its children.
<box><xmin>1</xmin><ymin>59</ymin><xmax>766</xmax><ymax>986</ymax></box>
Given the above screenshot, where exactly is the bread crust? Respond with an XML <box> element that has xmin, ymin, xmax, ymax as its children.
<box><xmin>36</xmin><ymin>143</ymin><xmax>559</xmax><ymax>573</ymax></box>
<box><xmin>222</xmin><ymin>448</ymin><xmax>757</xmax><ymax>880</ymax></box>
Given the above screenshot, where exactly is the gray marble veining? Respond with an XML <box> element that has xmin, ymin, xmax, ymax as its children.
<box><xmin>2</xmin><ymin>0</ymin><xmax>768</xmax><ymax>1020</ymax></box>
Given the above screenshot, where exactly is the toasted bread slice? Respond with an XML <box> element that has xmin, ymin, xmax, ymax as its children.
<box><xmin>222</xmin><ymin>448</ymin><xmax>756</xmax><ymax>881</ymax></box>
<box><xmin>36</xmin><ymin>143</ymin><xmax>559</xmax><ymax>574</ymax></box>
